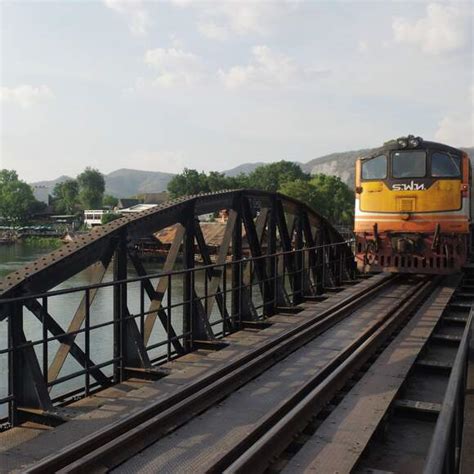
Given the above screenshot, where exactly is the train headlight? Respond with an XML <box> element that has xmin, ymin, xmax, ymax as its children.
<box><xmin>397</xmin><ymin>138</ymin><xmax>408</xmax><ymax>148</ymax></box>
<box><xmin>408</xmin><ymin>137</ymin><xmax>420</xmax><ymax>148</ymax></box>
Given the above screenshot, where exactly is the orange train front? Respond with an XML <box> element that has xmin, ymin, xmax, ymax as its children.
<box><xmin>354</xmin><ymin>136</ymin><xmax>472</xmax><ymax>274</ymax></box>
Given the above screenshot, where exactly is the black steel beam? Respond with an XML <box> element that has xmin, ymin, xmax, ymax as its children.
<box><xmin>24</xmin><ymin>299</ymin><xmax>110</xmax><ymax>386</ymax></box>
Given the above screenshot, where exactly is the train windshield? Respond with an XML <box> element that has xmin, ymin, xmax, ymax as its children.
<box><xmin>392</xmin><ymin>151</ymin><xmax>426</xmax><ymax>178</ymax></box>
<box><xmin>431</xmin><ymin>152</ymin><xmax>461</xmax><ymax>177</ymax></box>
<box><xmin>361</xmin><ymin>154</ymin><xmax>387</xmax><ymax>180</ymax></box>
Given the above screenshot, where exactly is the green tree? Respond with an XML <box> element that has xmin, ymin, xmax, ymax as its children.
<box><xmin>101</xmin><ymin>212</ymin><xmax>122</xmax><ymax>225</ymax></box>
<box><xmin>0</xmin><ymin>169</ymin><xmax>37</xmax><ymax>224</ymax></box>
<box><xmin>280</xmin><ymin>174</ymin><xmax>354</xmax><ymax>225</ymax></box>
<box><xmin>233</xmin><ymin>172</ymin><xmax>249</xmax><ymax>188</ymax></box>
<box><xmin>77</xmin><ymin>167</ymin><xmax>105</xmax><ymax>209</ymax></box>
<box><xmin>279</xmin><ymin>179</ymin><xmax>320</xmax><ymax>209</ymax></box>
<box><xmin>207</xmin><ymin>172</ymin><xmax>245</xmax><ymax>192</ymax></box>
<box><xmin>247</xmin><ymin>161</ymin><xmax>310</xmax><ymax>192</ymax></box>
<box><xmin>53</xmin><ymin>179</ymin><xmax>79</xmax><ymax>214</ymax></box>
<box><xmin>167</xmin><ymin>168</ymin><xmax>210</xmax><ymax>198</ymax></box>
<box><xmin>103</xmin><ymin>194</ymin><xmax>118</xmax><ymax>208</ymax></box>
<box><xmin>310</xmin><ymin>174</ymin><xmax>354</xmax><ymax>224</ymax></box>
<box><xmin>168</xmin><ymin>169</ymin><xmax>249</xmax><ymax>198</ymax></box>
<box><xmin>207</xmin><ymin>171</ymin><xmax>230</xmax><ymax>192</ymax></box>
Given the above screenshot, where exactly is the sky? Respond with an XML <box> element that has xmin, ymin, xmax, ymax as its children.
<box><xmin>0</xmin><ymin>0</ymin><xmax>472</xmax><ymax>182</ymax></box>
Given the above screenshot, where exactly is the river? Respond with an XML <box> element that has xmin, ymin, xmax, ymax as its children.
<box><xmin>0</xmin><ymin>243</ymin><xmax>194</xmax><ymax>419</ymax></box>
<box><xmin>0</xmin><ymin>242</ymin><xmax>255</xmax><ymax>419</ymax></box>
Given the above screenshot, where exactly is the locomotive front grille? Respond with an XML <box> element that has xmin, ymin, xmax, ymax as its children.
<box><xmin>397</xmin><ymin>198</ymin><xmax>415</xmax><ymax>212</ymax></box>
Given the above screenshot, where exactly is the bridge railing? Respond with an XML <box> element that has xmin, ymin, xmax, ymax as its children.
<box><xmin>0</xmin><ymin>240</ymin><xmax>355</xmax><ymax>427</ymax></box>
<box><xmin>423</xmin><ymin>307</ymin><xmax>473</xmax><ymax>474</ymax></box>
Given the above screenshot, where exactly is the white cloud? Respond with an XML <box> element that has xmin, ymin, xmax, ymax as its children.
<box><xmin>197</xmin><ymin>22</ymin><xmax>229</xmax><ymax>41</ymax></box>
<box><xmin>211</xmin><ymin>2</ymin><xmax>268</xmax><ymax>36</ymax></box>
<box><xmin>393</xmin><ymin>3</ymin><xmax>471</xmax><ymax>54</ymax></box>
<box><xmin>435</xmin><ymin>84</ymin><xmax>474</xmax><ymax>146</ymax></box>
<box><xmin>0</xmin><ymin>85</ymin><xmax>53</xmax><ymax>108</ymax></box>
<box><xmin>357</xmin><ymin>40</ymin><xmax>369</xmax><ymax>54</ymax></box>
<box><xmin>435</xmin><ymin>114</ymin><xmax>473</xmax><ymax>146</ymax></box>
<box><xmin>173</xmin><ymin>0</ymin><xmax>301</xmax><ymax>39</ymax></box>
<box><xmin>103</xmin><ymin>0</ymin><xmax>150</xmax><ymax>36</ymax></box>
<box><xmin>219</xmin><ymin>45</ymin><xmax>328</xmax><ymax>89</ymax></box>
<box><xmin>144</xmin><ymin>47</ymin><xmax>205</xmax><ymax>87</ymax></box>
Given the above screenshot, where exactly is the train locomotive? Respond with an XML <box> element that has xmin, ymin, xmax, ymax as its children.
<box><xmin>354</xmin><ymin>136</ymin><xmax>471</xmax><ymax>274</ymax></box>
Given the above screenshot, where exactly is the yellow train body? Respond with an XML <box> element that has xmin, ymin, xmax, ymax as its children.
<box><xmin>354</xmin><ymin>137</ymin><xmax>471</xmax><ymax>273</ymax></box>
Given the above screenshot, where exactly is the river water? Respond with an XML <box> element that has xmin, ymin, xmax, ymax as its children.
<box><xmin>0</xmin><ymin>243</ymin><xmax>215</xmax><ymax>419</ymax></box>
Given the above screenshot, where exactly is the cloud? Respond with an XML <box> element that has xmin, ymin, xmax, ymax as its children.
<box><xmin>0</xmin><ymin>85</ymin><xmax>53</xmax><ymax>108</ymax></box>
<box><xmin>435</xmin><ymin>84</ymin><xmax>474</xmax><ymax>146</ymax></box>
<box><xmin>172</xmin><ymin>0</ymin><xmax>301</xmax><ymax>39</ymax></box>
<box><xmin>144</xmin><ymin>47</ymin><xmax>205</xmax><ymax>87</ymax></box>
<box><xmin>219</xmin><ymin>45</ymin><xmax>328</xmax><ymax>89</ymax></box>
<box><xmin>435</xmin><ymin>114</ymin><xmax>474</xmax><ymax>146</ymax></box>
<box><xmin>197</xmin><ymin>22</ymin><xmax>229</xmax><ymax>41</ymax></box>
<box><xmin>392</xmin><ymin>3</ymin><xmax>471</xmax><ymax>54</ymax></box>
<box><xmin>103</xmin><ymin>0</ymin><xmax>150</xmax><ymax>36</ymax></box>
<box><xmin>357</xmin><ymin>40</ymin><xmax>369</xmax><ymax>54</ymax></box>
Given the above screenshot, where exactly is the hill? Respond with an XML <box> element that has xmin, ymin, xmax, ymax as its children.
<box><xmin>223</xmin><ymin>162</ymin><xmax>266</xmax><ymax>177</ymax></box>
<box><xmin>31</xmin><ymin>175</ymin><xmax>73</xmax><ymax>189</ymax></box>
<box><xmin>30</xmin><ymin>146</ymin><xmax>474</xmax><ymax>197</ymax></box>
<box><xmin>302</xmin><ymin>149</ymin><xmax>371</xmax><ymax>188</ymax></box>
<box><xmin>104</xmin><ymin>169</ymin><xmax>174</xmax><ymax>197</ymax></box>
<box><xmin>30</xmin><ymin>169</ymin><xmax>175</xmax><ymax>198</ymax></box>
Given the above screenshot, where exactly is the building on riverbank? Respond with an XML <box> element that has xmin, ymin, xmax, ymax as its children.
<box><xmin>84</xmin><ymin>210</ymin><xmax>112</xmax><ymax>227</ymax></box>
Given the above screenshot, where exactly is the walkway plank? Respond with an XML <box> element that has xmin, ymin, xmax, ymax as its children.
<box><xmin>282</xmin><ymin>276</ymin><xmax>459</xmax><ymax>474</ymax></box>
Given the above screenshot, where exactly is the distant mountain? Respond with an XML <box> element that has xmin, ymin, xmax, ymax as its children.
<box><xmin>104</xmin><ymin>169</ymin><xmax>174</xmax><ymax>197</ymax></box>
<box><xmin>31</xmin><ymin>169</ymin><xmax>175</xmax><ymax>198</ymax></box>
<box><xmin>30</xmin><ymin>146</ymin><xmax>474</xmax><ymax>197</ymax></box>
<box><xmin>302</xmin><ymin>149</ymin><xmax>371</xmax><ymax>188</ymax></box>
<box><xmin>31</xmin><ymin>175</ymin><xmax>73</xmax><ymax>189</ymax></box>
<box><xmin>223</xmin><ymin>162</ymin><xmax>266</xmax><ymax>177</ymax></box>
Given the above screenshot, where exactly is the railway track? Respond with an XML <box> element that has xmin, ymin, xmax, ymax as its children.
<box><xmin>238</xmin><ymin>273</ymin><xmax>471</xmax><ymax>474</ymax></box>
<box><xmin>22</xmin><ymin>272</ymin><xmax>471</xmax><ymax>474</ymax></box>
<box><xmin>23</xmin><ymin>273</ymin><xmax>394</xmax><ymax>473</ymax></box>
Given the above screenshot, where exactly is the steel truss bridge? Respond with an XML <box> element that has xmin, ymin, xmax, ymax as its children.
<box><xmin>0</xmin><ymin>189</ymin><xmax>354</xmax><ymax>424</ymax></box>
<box><xmin>0</xmin><ymin>189</ymin><xmax>472</xmax><ymax>473</ymax></box>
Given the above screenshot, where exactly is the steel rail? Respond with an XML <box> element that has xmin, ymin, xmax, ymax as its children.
<box><xmin>24</xmin><ymin>274</ymin><xmax>396</xmax><ymax>473</ymax></box>
<box><xmin>423</xmin><ymin>306</ymin><xmax>474</xmax><ymax>474</ymax></box>
<box><xmin>221</xmin><ymin>276</ymin><xmax>439</xmax><ymax>473</ymax></box>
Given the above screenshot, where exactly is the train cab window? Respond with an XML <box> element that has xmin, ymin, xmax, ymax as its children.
<box><xmin>431</xmin><ymin>152</ymin><xmax>461</xmax><ymax>177</ymax></box>
<box><xmin>361</xmin><ymin>155</ymin><xmax>387</xmax><ymax>180</ymax></box>
<box><xmin>392</xmin><ymin>151</ymin><xmax>426</xmax><ymax>178</ymax></box>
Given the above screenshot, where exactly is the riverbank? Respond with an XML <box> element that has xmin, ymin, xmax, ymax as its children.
<box><xmin>0</xmin><ymin>230</ymin><xmax>64</xmax><ymax>247</ymax></box>
<box><xmin>0</xmin><ymin>240</ymin><xmax>63</xmax><ymax>279</ymax></box>
<box><xmin>21</xmin><ymin>235</ymin><xmax>63</xmax><ymax>248</ymax></box>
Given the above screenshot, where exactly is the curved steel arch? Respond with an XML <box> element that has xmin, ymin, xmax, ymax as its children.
<box><xmin>0</xmin><ymin>189</ymin><xmax>350</xmax><ymax>300</ymax></box>
<box><xmin>0</xmin><ymin>189</ymin><xmax>355</xmax><ymax>424</ymax></box>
